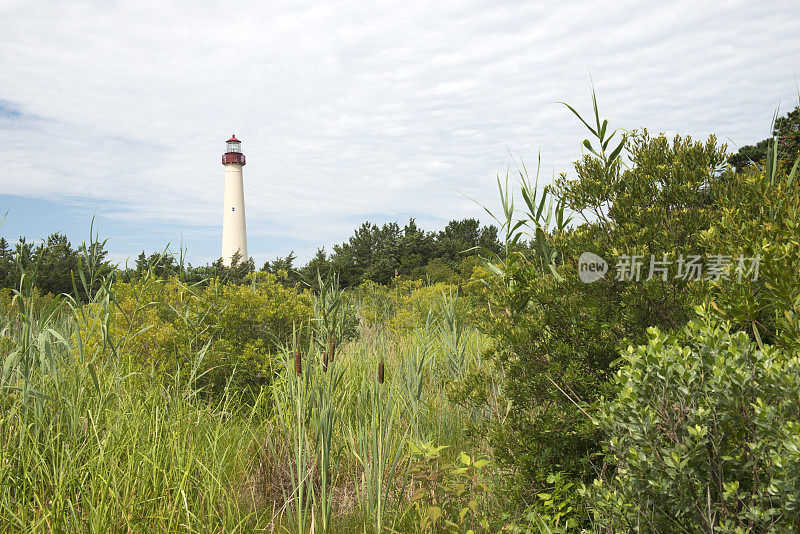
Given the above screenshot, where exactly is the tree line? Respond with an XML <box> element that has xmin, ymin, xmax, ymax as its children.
<box><xmin>262</xmin><ymin>217</ymin><xmax>501</xmax><ymax>287</ymax></box>
<box><xmin>0</xmin><ymin>217</ymin><xmax>501</xmax><ymax>298</ymax></box>
<box><xmin>0</xmin><ymin>234</ymin><xmax>113</xmax><ymax>301</ymax></box>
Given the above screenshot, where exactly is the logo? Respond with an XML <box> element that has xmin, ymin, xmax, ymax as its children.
<box><xmin>578</xmin><ymin>252</ymin><xmax>608</xmax><ymax>283</ymax></box>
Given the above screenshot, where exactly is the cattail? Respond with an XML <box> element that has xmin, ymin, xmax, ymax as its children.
<box><xmin>377</xmin><ymin>359</ymin><xmax>385</xmax><ymax>384</ymax></box>
<box><xmin>326</xmin><ymin>332</ymin><xmax>337</xmax><ymax>363</ymax></box>
<box><xmin>294</xmin><ymin>348</ymin><xmax>302</xmax><ymax>376</ymax></box>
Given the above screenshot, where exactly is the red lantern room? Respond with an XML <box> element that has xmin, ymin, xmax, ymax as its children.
<box><xmin>222</xmin><ymin>134</ymin><xmax>246</xmax><ymax>165</ymax></box>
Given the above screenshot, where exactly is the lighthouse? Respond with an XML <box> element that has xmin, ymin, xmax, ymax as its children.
<box><xmin>221</xmin><ymin>134</ymin><xmax>248</xmax><ymax>266</ymax></box>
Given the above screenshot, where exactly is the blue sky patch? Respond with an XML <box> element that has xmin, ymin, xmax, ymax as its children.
<box><xmin>0</xmin><ymin>100</ymin><xmax>23</xmax><ymax>120</ymax></box>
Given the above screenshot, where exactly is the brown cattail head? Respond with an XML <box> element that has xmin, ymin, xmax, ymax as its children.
<box><xmin>294</xmin><ymin>349</ymin><xmax>302</xmax><ymax>376</ymax></box>
<box><xmin>377</xmin><ymin>359</ymin><xmax>385</xmax><ymax>384</ymax></box>
<box><xmin>326</xmin><ymin>332</ymin><xmax>337</xmax><ymax>363</ymax></box>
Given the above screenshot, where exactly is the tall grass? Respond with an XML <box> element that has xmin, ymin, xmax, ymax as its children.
<box><xmin>398</xmin><ymin>315</ymin><xmax>434</xmax><ymax>440</ymax></box>
<box><xmin>349</xmin><ymin>365</ymin><xmax>406</xmax><ymax>534</ymax></box>
<box><xmin>0</xmin><ymin>242</ymin><xmax>507</xmax><ymax>532</ymax></box>
<box><xmin>0</xmin><ymin>332</ymin><xmax>272</xmax><ymax>530</ymax></box>
<box><xmin>271</xmin><ymin>331</ymin><xmax>315</xmax><ymax>534</ymax></box>
<box><xmin>0</xmin><ymin>238</ymin><xmax>278</xmax><ymax>531</ymax></box>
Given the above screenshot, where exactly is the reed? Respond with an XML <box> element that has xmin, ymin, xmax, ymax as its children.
<box><xmin>438</xmin><ymin>287</ymin><xmax>467</xmax><ymax>381</ymax></box>
<box><xmin>349</xmin><ymin>359</ymin><xmax>408</xmax><ymax>534</ymax></box>
<box><xmin>310</xmin><ymin>272</ymin><xmax>346</xmax><ymax>534</ymax></box>
<box><xmin>0</xmin><ymin>240</ymin><xmax>501</xmax><ymax>531</ymax></box>
<box><xmin>271</xmin><ymin>326</ymin><xmax>315</xmax><ymax>534</ymax></box>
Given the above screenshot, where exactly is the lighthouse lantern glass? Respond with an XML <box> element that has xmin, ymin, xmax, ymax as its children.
<box><xmin>227</xmin><ymin>141</ymin><xmax>241</xmax><ymax>153</ymax></box>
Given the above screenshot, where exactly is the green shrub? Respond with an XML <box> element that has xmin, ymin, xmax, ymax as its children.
<box><xmin>586</xmin><ymin>310</ymin><xmax>800</xmax><ymax>532</ymax></box>
<box><xmin>482</xmin><ymin>130</ymin><xmax>724</xmax><ymax>494</ymax></box>
<box><xmin>82</xmin><ymin>272</ymin><xmax>312</xmax><ymax>396</ymax></box>
<box><xmin>406</xmin><ymin>441</ymin><xmax>491</xmax><ymax>533</ymax></box>
<box><xmin>500</xmin><ymin>472</ymin><xmax>583</xmax><ymax>533</ymax></box>
<box><xmin>701</xmin><ymin>153</ymin><xmax>800</xmax><ymax>351</ymax></box>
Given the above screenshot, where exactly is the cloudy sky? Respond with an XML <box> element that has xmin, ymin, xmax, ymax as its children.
<box><xmin>1</xmin><ymin>0</ymin><xmax>798</xmax><ymax>267</ymax></box>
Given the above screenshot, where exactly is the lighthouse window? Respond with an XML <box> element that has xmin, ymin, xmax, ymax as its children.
<box><xmin>231</xmin><ymin>207</ymin><xmax>236</xmax><ymax>212</ymax></box>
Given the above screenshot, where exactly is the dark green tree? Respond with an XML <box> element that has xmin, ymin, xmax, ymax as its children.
<box><xmin>299</xmin><ymin>247</ymin><xmax>331</xmax><ymax>280</ymax></box>
<box><xmin>436</xmin><ymin>218</ymin><xmax>482</xmax><ymax>265</ymax></box>
<box><xmin>728</xmin><ymin>105</ymin><xmax>800</xmax><ymax>171</ymax></box>
<box><xmin>397</xmin><ymin>218</ymin><xmax>436</xmax><ymax>278</ymax></box>
<box><xmin>222</xmin><ymin>252</ymin><xmax>255</xmax><ymax>284</ymax></box>
<box><xmin>34</xmin><ymin>233</ymin><xmax>79</xmax><ymax>296</ymax></box>
<box><xmin>262</xmin><ymin>251</ymin><xmax>296</xmax><ymax>274</ymax></box>
<box><xmin>0</xmin><ymin>237</ymin><xmax>14</xmax><ymax>289</ymax></box>
<box><xmin>261</xmin><ymin>251</ymin><xmax>299</xmax><ymax>286</ymax></box>
<box><xmin>135</xmin><ymin>251</ymin><xmax>148</xmax><ymax>273</ymax></box>
<box><xmin>330</xmin><ymin>222</ymin><xmax>402</xmax><ymax>286</ymax></box>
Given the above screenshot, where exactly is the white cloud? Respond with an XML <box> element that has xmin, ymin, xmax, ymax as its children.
<box><xmin>0</xmin><ymin>0</ymin><xmax>798</xmax><ymax>265</ymax></box>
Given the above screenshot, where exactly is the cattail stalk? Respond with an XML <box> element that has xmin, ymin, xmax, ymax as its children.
<box><xmin>323</xmin><ymin>332</ymin><xmax>337</xmax><ymax>372</ymax></box>
<box><xmin>294</xmin><ymin>348</ymin><xmax>302</xmax><ymax>376</ymax></box>
<box><xmin>326</xmin><ymin>332</ymin><xmax>337</xmax><ymax>363</ymax></box>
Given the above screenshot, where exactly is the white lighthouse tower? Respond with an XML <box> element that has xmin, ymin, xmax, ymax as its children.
<box><xmin>221</xmin><ymin>134</ymin><xmax>248</xmax><ymax>266</ymax></box>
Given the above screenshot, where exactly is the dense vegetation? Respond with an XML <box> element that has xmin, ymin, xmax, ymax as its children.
<box><xmin>263</xmin><ymin>217</ymin><xmax>501</xmax><ymax>288</ymax></box>
<box><xmin>1</xmin><ymin>94</ymin><xmax>800</xmax><ymax>532</ymax></box>
<box><xmin>0</xmin><ymin>216</ymin><xmax>499</xmax><ymax>295</ymax></box>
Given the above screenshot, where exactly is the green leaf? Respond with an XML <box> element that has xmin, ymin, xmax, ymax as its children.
<box><xmin>608</xmin><ymin>139</ymin><xmax>625</xmax><ymax>165</ymax></box>
<box><xmin>535</xmin><ymin>190</ymin><xmax>549</xmax><ymax>223</ymax></box>
<box><xmin>427</xmin><ymin>506</ymin><xmax>442</xmax><ymax>524</ymax></box>
<box><xmin>459</xmin><ymin>507</ymin><xmax>470</xmax><ymax>522</ymax></box>
<box><xmin>583</xmin><ymin>139</ymin><xmax>600</xmax><ymax>157</ymax></box>
<box><xmin>592</xmin><ymin>87</ymin><xmax>601</xmax><ymax>132</ymax></box>
<box><xmin>559</xmin><ymin>101</ymin><xmax>598</xmax><ymax>137</ymax></box>
<box><xmin>88</xmin><ymin>363</ymin><xmax>101</xmax><ymax>396</ymax></box>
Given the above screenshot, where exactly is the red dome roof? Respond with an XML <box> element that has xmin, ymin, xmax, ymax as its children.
<box><xmin>227</xmin><ymin>134</ymin><xmax>240</xmax><ymax>143</ymax></box>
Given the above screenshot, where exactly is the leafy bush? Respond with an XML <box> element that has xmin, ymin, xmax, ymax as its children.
<box><xmin>80</xmin><ymin>272</ymin><xmax>312</xmax><ymax>395</ymax></box>
<box><xmin>586</xmin><ymin>311</ymin><xmax>800</xmax><ymax>532</ymax></box>
<box><xmin>0</xmin><ymin>286</ymin><xmax>62</xmax><ymax>319</ymax></box>
<box><xmin>701</xmin><ymin>146</ymin><xmax>800</xmax><ymax>351</ymax></box>
<box><xmin>500</xmin><ymin>472</ymin><xmax>582</xmax><ymax>533</ymax></box>
<box><xmin>406</xmin><ymin>441</ymin><xmax>491</xmax><ymax>533</ymax></box>
<box><xmin>481</xmin><ymin>128</ymin><xmax>725</xmax><ymax>494</ymax></box>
